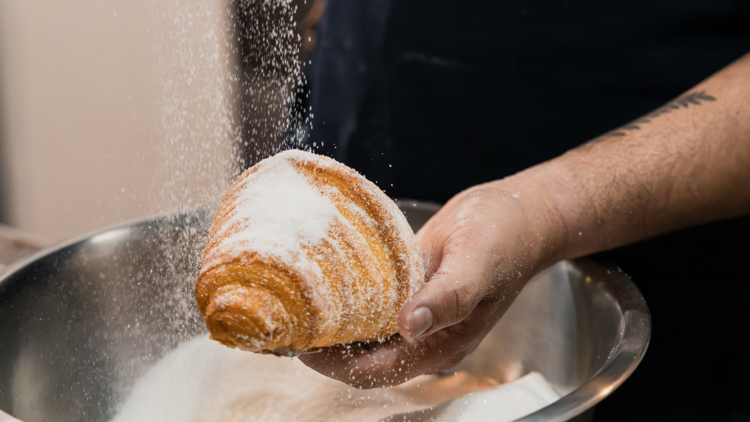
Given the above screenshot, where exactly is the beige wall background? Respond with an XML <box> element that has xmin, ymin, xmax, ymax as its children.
<box><xmin>0</xmin><ymin>0</ymin><xmax>238</xmax><ymax>241</ymax></box>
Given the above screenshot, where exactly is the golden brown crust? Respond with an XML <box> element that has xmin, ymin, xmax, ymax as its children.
<box><xmin>195</xmin><ymin>150</ymin><xmax>423</xmax><ymax>353</ymax></box>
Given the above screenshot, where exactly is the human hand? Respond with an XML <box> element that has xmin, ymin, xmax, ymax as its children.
<box><xmin>300</xmin><ymin>53</ymin><xmax>750</xmax><ymax>389</ymax></box>
<box><xmin>299</xmin><ymin>175</ymin><xmax>566</xmax><ymax>388</ymax></box>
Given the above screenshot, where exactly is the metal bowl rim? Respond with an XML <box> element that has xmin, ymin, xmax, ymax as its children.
<box><xmin>515</xmin><ymin>259</ymin><xmax>651</xmax><ymax>422</ymax></box>
<box><xmin>0</xmin><ymin>211</ymin><xmax>193</xmax><ymax>293</ymax></box>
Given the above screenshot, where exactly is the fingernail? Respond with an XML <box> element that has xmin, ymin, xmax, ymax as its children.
<box><xmin>410</xmin><ymin>307</ymin><xmax>433</xmax><ymax>338</ymax></box>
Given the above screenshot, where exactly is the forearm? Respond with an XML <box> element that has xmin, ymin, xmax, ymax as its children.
<box><xmin>521</xmin><ymin>52</ymin><xmax>750</xmax><ymax>260</ymax></box>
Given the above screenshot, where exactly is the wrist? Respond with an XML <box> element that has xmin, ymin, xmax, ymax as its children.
<box><xmin>531</xmin><ymin>144</ymin><xmax>649</xmax><ymax>261</ymax></box>
<box><xmin>527</xmin><ymin>154</ymin><xmax>611</xmax><ymax>261</ymax></box>
<box><xmin>485</xmin><ymin>168</ymin><xmax>571</xmax><ymax>272</ymax></box>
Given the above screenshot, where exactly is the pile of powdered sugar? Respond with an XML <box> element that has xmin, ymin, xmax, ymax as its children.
<box><xmin>388</xmin><ymin>372</ymin><xmax>561</xmax><ymax>421</ymax></box>
<box><xmin>110</xmin><ymin>335</ymin><xmax>560</xmax><ymax>422</ymax></box>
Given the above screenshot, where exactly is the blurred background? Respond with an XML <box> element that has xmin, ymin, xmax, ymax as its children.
<box><xmin>0</xmin><ymin>0</ymin><xmax>316</xmax><ymax>242</ymax></box>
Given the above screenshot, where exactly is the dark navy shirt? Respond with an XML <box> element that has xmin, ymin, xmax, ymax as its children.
<box><xmin>309</xmin><ymin>0</ymin><xmax>749</xmax><ymax>201</ymax></box>
<box><xmin>306</xmin><ymin>1</ymin><xmax>750</xmax><ymax>420</ymax></box>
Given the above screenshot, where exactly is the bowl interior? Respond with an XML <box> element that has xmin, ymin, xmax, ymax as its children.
<box><xmin>0</xmin><ymin>205</ymin><xmax>649</xmax><ymax>422</ymax></box>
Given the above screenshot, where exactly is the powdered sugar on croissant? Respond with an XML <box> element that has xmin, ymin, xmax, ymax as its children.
<box><xmin>196</xmin><ymin>150</ymin><xmax>424</xmax><ymax>354</ymax></box>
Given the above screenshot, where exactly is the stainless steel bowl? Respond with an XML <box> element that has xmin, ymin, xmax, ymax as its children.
<box><xmin>0</xmin><ymin>203</ymin><xmax>650</xmax><ymax>422</ymax></box>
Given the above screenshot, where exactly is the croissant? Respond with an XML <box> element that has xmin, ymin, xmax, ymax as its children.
<box><xmin>196</xmin><ymin>150</ymin><xmax>424</xmax><ymax>355</ymax></box>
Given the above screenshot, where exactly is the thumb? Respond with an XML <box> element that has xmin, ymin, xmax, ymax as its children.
<box><xmin>399</xmin><ymin>248</ymin><xmax>491</xmax><ymax>340</ymax></box>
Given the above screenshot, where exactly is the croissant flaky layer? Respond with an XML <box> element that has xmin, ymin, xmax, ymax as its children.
<box><xmin>196</xmin><ymin>150</ymin><xmax>424</xmax><ymax>354</ymax></box>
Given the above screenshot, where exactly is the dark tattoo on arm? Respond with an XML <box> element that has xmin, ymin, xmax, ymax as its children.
<box><xmin>587</xmin><ymin>90</ymin><xmax>716</xmax><ymax>144</ymax></box>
